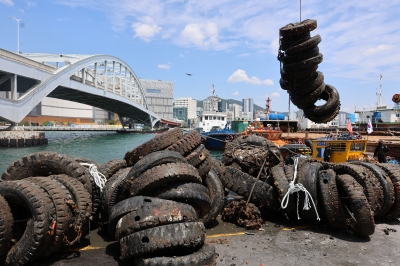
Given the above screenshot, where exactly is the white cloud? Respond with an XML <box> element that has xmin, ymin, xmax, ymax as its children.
<box><xmin>25</xmin><ymin>1</ymin><xmax>36</xmax><ymax>7</ymax></box>
<box><xmin>271</xmin><ymin>92</ymin><xmax>280</xmax><ymax>97</ymax></box>
<box><xmin>0</xmin><ymin>0</ymin><xmax>14</xmax><ymax>6</ymax></box>
<box><xmin>158</xmin><ymin>62</ymin><xmax>171</xmax><ymax>69</ymax></box>
<box><xmin>132</xmin><ymin>17</ymin><xmax>162</xmax><ymax>41</ymax></box>
<box><xmin>233</xmin><ymin>91</ymin><xmax>239</xmax><ymax>96</ymax></box>
<box><xmin>19</xmin><ymin>9</ymin><xmax>24</xmax><ymax>13</ymax></box>
<box><xmin>180</xmin><ymin>22</ymin><xmax>219</xmax><ymax>49</ymax></box>
<box><xmin>364</xmin><ymin>44</ymin><xmax>394</xmax><ymax>56</ymax></box>
<box><xmin>227</xmin><ymin>69</ymin><xmax>274</xmax><ymax>86</ymax></box>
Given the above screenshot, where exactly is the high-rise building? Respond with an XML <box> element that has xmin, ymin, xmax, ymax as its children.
<box><xmin>173</xmin><ymin>97</ymin><xmax>197</xmax><ymax>119</ymax></box>
<box><xmin>242</xmin><ymin>97</ymin><xmax>254</xmax><ymax>119</ymax></box>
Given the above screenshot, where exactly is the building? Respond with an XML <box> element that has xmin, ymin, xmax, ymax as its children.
<box><xmin>242</xmin><ymin>98</ymin><xmax>254</xmax><ymax>120</ymax></box>
<box><xmin>173</xmin><ymin>97</ymin><xmax>197</xmax><ymax>119</ymax></box>
<box><xmin>203</xmin><ymin>95</ymin><xmax>222</xmax><ymax>112</ymax></box>
<box><xmin>173</xmin><ymin>106</ymin><xmax>188</xmax><ymax>121</ymax></box>
<box><xmin>140</xmin><ymin>79</ymin><xmax>174</xmax><ymax>121</ymax></box>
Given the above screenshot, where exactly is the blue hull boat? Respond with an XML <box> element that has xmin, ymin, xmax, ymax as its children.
<box><xmin>201</xmin><ymin>128</ymin><xmax>238</xmax><ymax>150</ymax></box>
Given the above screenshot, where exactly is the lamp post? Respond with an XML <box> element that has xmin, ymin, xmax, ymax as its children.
<box><xmin>9</xmin><ymin>18</ymin><xmax>21</xmax><ymax>53</ymax></box>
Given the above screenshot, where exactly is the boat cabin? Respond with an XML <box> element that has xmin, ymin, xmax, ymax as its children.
<box><xmin>311</xmin><ymin>139</ymin><xmax>368</xmax><ymax>163</ymax></box>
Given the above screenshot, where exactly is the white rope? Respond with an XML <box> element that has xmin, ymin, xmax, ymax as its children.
<box><xmin>280</xmin><ymin>157</ymin><xmax>320</xmax><ymax>221</ymax></box>
<box><xmin>79</xmin><ymin>163</ymin><xmax>107</xmax><ymax>192</ymax></box>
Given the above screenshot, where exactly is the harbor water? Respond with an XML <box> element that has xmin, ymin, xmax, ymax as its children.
<box><xmin>0</xmin><ymin>131</ymin><xmax>224</xmax><ymax>174</ymax></box>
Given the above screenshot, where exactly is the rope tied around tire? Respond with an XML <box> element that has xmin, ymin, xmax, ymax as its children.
<box><xmin>281</xmin><ymin>157</ymin><xmax>320</xmax><ymax>221</ymax></box>
<box><xmin>80</xmin><ymin>163</ymin><xmax>107</xmax><ymax>192</ymax></box>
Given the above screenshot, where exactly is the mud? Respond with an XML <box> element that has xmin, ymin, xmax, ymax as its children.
<box><xmin>221</xmin><ymin>200</ymin><xmax>264</xmax><ymax>230</ymax></box>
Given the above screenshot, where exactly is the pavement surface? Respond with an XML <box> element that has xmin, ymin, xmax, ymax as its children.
<box><xmin>27</xmin><ymin>215</ymin><xmax>400</xmax><ymax>266</ymax></box>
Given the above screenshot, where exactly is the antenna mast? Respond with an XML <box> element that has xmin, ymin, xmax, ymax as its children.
<box><xmin>376</xmin><ymin>74</ymin><xmax>383</xmax><ymax>107</ymax></box>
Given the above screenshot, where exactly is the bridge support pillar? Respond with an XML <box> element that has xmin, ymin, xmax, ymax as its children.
<box><xmin>10</xmin><ymin>74</ymin><xmax>17</xmax><ymax>100</ymax></box>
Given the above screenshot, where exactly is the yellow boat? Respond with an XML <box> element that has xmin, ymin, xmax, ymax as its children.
<box><xmin>311</xmin><ymin>139</ymin><xmax>368</xmax><ymax>163</ymax></box>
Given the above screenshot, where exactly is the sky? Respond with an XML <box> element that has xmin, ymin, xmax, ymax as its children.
<box><xmin>1</xmin><ymin>0</ymin><xmax>400</xmax><ymax>113</ymax></box>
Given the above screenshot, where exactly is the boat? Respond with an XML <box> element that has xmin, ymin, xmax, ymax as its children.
<box><xmin>201</xmin><ymin>122</ymin><xmax>239</xmax><ymax>150</ymax></box>
<box><xmin>116</xmin><ymin>128</ymin><xmax>169</xmax><ymax>134</ymax></box>
<box><xmin>311</xmin><ymin>136</ymin><xmax>368</xmax><ymax>163</ymax></box>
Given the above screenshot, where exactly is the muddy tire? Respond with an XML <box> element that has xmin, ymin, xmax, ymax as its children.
<box><xmin>166</xmin><ymin>130</ymin><xmax>202</xmax><ymax>156</ymax></box>
<box><xmin>101</xmin><ymin>167</ymin><xmax>132</xmax><ymax>222</ymax></box>
<box><xmin>119</xmin><ymin>222</ymin><xmax>205</xmax><ymax>259</ymax></box>
<box><xmin>285</xmin><ymin>34</ymin><xmax>322</xmax><ymax>56</ymax></box>
<box><xmin>279</xmin><ymin>19</ymin><xmax>317</xmax><ymax>37</ymax></box>
<box><xmin>336</xmin><ymin>174</ymin><xmax>375</xmax><ymax>237</ymax></box>
<box><xmin>197</xmin><ymin>155</ymin><xmax>212</xmax><ymax>179</ymax></box>
<box><xmin>283</xmin><ymin>53</ymin><xmax>323</xmax><ymax>72</ymax></box>
<box><xmin>281</xmin><ymin>46</ymin><xmax>319</xmax><ymax>65</ymax></box>
<box><xmin>112</xmin><ymin>196</ymin><xmax>197</xmax><ymax>240</ymax></box>
<box><xmin>202</xmin><ymin>169</ymin><xmax>225</xmax><ymax>226</ymax></box>
<box><xmin>332</xmin><ymin>163</ymin><xmax>379</xmax><ymax>216</ymax></box>
<box><xmin>271</xmin><ymin>164</ymin><xmax>290</xmax><ymax>202</ymax></box>
<box><xmin>50</xmin><ymin>175</ymin><xmax>92</xmax><ymax>243</ymax></box>
<box><xmin>149</xmin><ymin>182</ymin><xmax>211</xmax><ymax>219</ymax></box>
<box><xmin>304</xmin><ymin>104</ymin><xmax>341</xmax><ymax>124</ymax></box>
<box><xmin>318</xmin><ymin>169</ymin><xmax>346</xmax><ymax>229</ymax></box>
<box><xmin>1</xmin><ymin>151</ymin><xmax>92</xmax><ymax>195</ymax></box>
<box><xmin>0</xmin><ymin>180</ymin><xmax>51</xmax><ymax>266</ymax></box>
<box><xmin>129</xmin><ymin>162</ymin><xmax>201</xmax><ymax>197</ymax></box>
<box><xmin>133</xmin><ymin>244</ymin><xmax>216</xmax><ymax>266</ymax></box>
<box><xmin>124</xmin><ymin>128</ymin><xmax>183</xmax><ymax>167</ymax></box>
<box><xmin>98</xmin><ymin>159</ymin><xmax>127</xmax><ymax>180</ymax></box>
<box><xmin>293</xmin><ymin>71</ymin><xmax>324</xmax><ymax>96</ymax></box>
<box><xmin>0</xmin><ymin>195</ymin><xmax>13</xmax><ymax>258</ymax></box>
<box><xmin>185</xmin><ymin>144</ymin><xmax>209</xmax><ymax>167</ymax></box>
<box><xmin>296</xmin><ymin>162</ymin><xmax>323</xmax><ymax>221</ymax></box>
<box><xmin>25</xmin><ymin>177</ymin><xmax>74</xmax><ymax>257</ymax></box>
<box><xmin>376</xmin><ymin>164</ymin><xmax>400</xmax><ymax>221</ymax></box>
<box><xmin>280</xmin><ymin>65</ymin><xmax>318</xmax><ymax>81</ymax></box>
<box><xmin>221</xmin><ymin>167</ymin><xmax>279</xmax><ymax>210</ymax></box>
<box><xmin>126</xmin><ymin>150</ymin><xmax>186</xmax><ymax>181</ymax></box>
<box><xmin>351</xmin><ymin>162</ymin><xmax>394</xmax><ymax>218</ymax></box>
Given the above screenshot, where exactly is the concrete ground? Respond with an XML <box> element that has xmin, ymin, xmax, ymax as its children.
<box><xmin>28</xmin><ymin>216</ymin><xmax>400</xmax><ymax>266</ymax></box>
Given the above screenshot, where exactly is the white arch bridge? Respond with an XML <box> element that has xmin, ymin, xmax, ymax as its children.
<box><xmin>0</xmin><ymin>48</ymin><xmax>161</xmax><ymax>127</ymax></box>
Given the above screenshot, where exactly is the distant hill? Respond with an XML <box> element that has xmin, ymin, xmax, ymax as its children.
<box><xmin>196</xmin><ymin>98</ymin><xmax>265</xmax><ymax>112</ymax></box>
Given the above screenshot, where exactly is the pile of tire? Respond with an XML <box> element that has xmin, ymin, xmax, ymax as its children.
<box><xmin>220</xmin><ymin>135</ymin><xmax>283</xmax><ymax>210</ymax></box>
<box><xmin>269</xmin><ymin>159</ymin><xmax>400</xmax><ymax>237</ymax></box>
<box><xmin>278</xmin><ymin>19</ymin><xmax>341</xmax><ymax>123</ymax></box>
<box><xmin>98</xmin><ymin>129</ymin><xmax>223</xmax><ymax>264</ymax></box>
<box><xmin>0</xmin><ymin>152</ymin><xmax>93</xmax><ymax>265</ymax></box>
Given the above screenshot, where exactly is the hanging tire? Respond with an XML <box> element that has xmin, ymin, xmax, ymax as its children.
<box><xmin>166</xmin><ymin>130</ymin><xmax>202</xmax><ymax>156</ymax></box>
<box><xmin>124</xmin><ymin>128</ymin><xmax>183</xmax><ymax>167</ymax></box>
<box><xmin>285</xmin><ymin>34</ymin><xmax>322</xmax><ymax>56</ymax></box>
<box><xmin>351</xmin><ymin>162</ymin><xmax>394</xmax><ymax>218</ymax></box>
<box><xmin>101</xmin><ymin>167</ymin><xmax>132</xmax><ymax>223</ymax></box>
<box><xmin>280</xmin><ymin>33</ymin><xmax>311</xmax><ymax>51</ymax></box>
<box><xmin>0</xmin><ymin>195</ymin><xmax>13</xmax><ymax>258</ymax></box>
<box><xmin>1</xmin><ymin>151</ymin><xmax>92</xmax><ymax>195</ymax></box>
<box><xmin>303</xmin><ymin>84</ymin><xmax>340</xmax><ymax>117</ymax></box>
<box><xmin>336</xmin><ymin>174</ymin><xmax>375</xmax><ymax>237</ymax></box>
<box><xmin>25</xmin><ymin>177</ymin><xmax>74</xmax><ymax>257</ymax></box>
<box><xmin>112</xmin><ymin>196</ymin><xmax>197</xmax><ymax>240</ymax></box>
<box><xmin>149</xmin><ymin>182</ymin><xmax>211</xmax><ymax>219</ymax></box>
<box><xmin>119</xmin><ymin>222</ymin><xmax>205</xmax><ymax>259</ymax></box>
<box><xmin>290</xmin><ymin>82</ymin><xmax>325</xmax><ymax>108</ymax></box>
<box><xmin>133</xmin><ymin>244</ymin><xmax>216</xmax><ymax>266</ymax></box>
<box><xmin>0</xmin><ymin>180</ymin><xmax>51</xmax><ymax>266</ymax></box>
<box><xmin>279</xmin><ymin>19</ymin><xmax>317</xmax><ymax>37</ymax></box>
<box><xmin>283</xmin><ymin>53</ymin><xmax>323</xmax><ymax>72</ymax></box>
<box><xmin>221</xmin><ymin>167</ymin><xmax>279</xmax><ymax>210</ymax></box>
<box><xmin>126</xmin><ymin>150</ymin><xmax>186</xmax><ymax>181</ymax></box>
<box><xmin>293</xmin><ymin>71</ymin><xmax>324</xmax><ymax>96</ymax></box>
<box><xmin>98</xmin><ymin>159</ymin><xmax>127</xmax><ymax>179</ymax></box>
<box><xmin>318</xmin><ymin>169</ymin><xmax>346</xmax><ymax>229</ymax></box>
<box><xmin>303</xmin><ymin>104</ymin><xmax>341</xmax><ymax>124</ymax></box>
<box><xmin>281</xmin><ymin>46</ymin><xmax>319</xmax><ymax>65</ymax></box>
<box><xmin>376</xmin><ymin>164</ymin><xmax>400</xmax><ymax>221</ymax></box>
<box><xmin>280</xmin><ymin>65</ymin><xmax>318</xmax><ymax>81</ymax></box>
<box><xmin>202</xmin><ymin>169</ymin><xmax>225</xmax><ymax>226</ymax></box>
<box><xmin>129</xmin><ymin>162</ymin><xmax>201</xmax><ymax>197</ymax></box>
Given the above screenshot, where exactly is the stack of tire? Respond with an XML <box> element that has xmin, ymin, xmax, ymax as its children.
<box><xmin>107</xmin><ymin>196</ymin><xmax>215</xmax><ymax>265</ymax></box>
<box><xmin>269</xmin><ymin>159</ymin><xmax>400</xmax><ymax>237</ymax></box>
<box><xmin>0</xmin><ymin>152</ymin><xmax>92</xmax><ymax>265</ymax></box>
<box><xmin>278</xmin><ymin>19</ymin><xmax>341</xmax><ymax>123</ymax></box>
